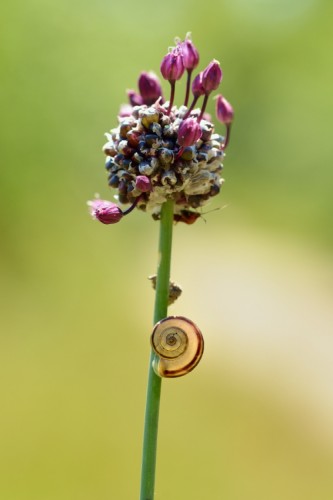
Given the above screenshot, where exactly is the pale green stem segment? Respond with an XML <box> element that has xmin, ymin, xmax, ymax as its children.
<box><xmin>140</xmin><ymin>199</ymin><xmax>174</xmax><ymax>500</ymax></box>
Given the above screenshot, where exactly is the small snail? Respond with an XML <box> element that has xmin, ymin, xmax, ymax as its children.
<box><xmin>151</xmin><ymin>316</ymin><xmax>204</xmax><ymax>378</ymax></box>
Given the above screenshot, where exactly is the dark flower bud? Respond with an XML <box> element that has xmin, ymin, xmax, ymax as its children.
<box><xmin>191</xmin><ymin>72</ymin><xmax>205</xmax><ymax>98</ymax></box>
<box><xmin>210</xmin><ymin>184</ymin><xmax>220</xmax><ymax>197</ymax></box>
<box><xmin>135</xmin><ymin>175</ymin><xmax>152</xmax><ymax>192</ymax></box>
<box><xmin>105</xmin><ymin>157</ymin><xmax>115</xmax><ymax>170</ymax></box>
<box><xmin>157</xmin><ymin>148</ymin><xmax>174</xmax><ymax>165</ymax></box>
<box><xmin>127</xmin><ymin>89</ymin><xmax>143</xmax><ymax>106</ymax></box>
<box><xmin>177</xmin><ymin>117</ymin><xmax>202</xmax><ymax>147</ymax></box>
<box><xmin>108</xmin><ymin>174</ymin><xmax>120</xmax><ymax>188</ymax></box>
<box><xmin>119</xmin><ymin>121</ymin><xmax>134</xmax><ymax>139</ymax></box>
<box><xmin>138</xmin><ymin>71</ymin><xmax>164</xmax><ymax>105</ymax></box>
<box><xmin>102</xmin><ymin>141</ymin><xmax>117</xmax><ymax>157</ymax></box>
<box><xmin>180</xmin><ymin>35</ymin><xmax>199</xmax><ymax>70</ymax></box>
<box><xmin>215</xmin><ymin>94</ymin><xmax>234</xmax><ymax>124</ymax></box>
<box><xmin>88</xmin><ymin>200</ymin><xmax>123</xmax><ymax>224</ymax></box>
<box><xmin>160</xmin><ymin>47</ymin><xmax>185</xmax><ymax>82</ymax></box>
<box><xmin>126</xmin><ymin>129</ymin><xmax>141</xmax><ymax>148</ymax></box>
<box><xmin>201</xmin><ymin>59</ymin><xmax>223</xmax><ymax>93</ymax></box>
<box><xmin>180</xmin><ymin>146</ymin><xmax>195</xmax><ymax>161</ymax></box>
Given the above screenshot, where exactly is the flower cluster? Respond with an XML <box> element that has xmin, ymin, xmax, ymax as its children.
<box><xmin>89</xmin><ymin>33</ymin><xmax>234</xmax><ymax>225</ymax></box>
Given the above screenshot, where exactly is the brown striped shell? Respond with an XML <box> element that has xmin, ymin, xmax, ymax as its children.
<box><xmin>151</xmin><ymin>316</ymin><xmax>204</xmax><ymax>378</ymax></box>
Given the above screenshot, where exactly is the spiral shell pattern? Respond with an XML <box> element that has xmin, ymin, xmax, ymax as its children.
<box><xmin>151</xmin><ymin>316</ymin><xmax>204</xmax><ymax>377</ymax></box>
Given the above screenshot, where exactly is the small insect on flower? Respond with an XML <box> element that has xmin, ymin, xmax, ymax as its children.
<box><xmin>173</xmin><ymin>210</ymin><xmax>202</xmax><ymax>224</ymax></box>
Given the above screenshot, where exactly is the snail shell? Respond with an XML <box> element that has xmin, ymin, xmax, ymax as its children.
<box><xmin>151</xmin><ymin>316</ymin><xmax>204</xmax><ymax>378</ymax></box>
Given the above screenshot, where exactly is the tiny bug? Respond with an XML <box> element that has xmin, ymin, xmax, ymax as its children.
<box><xmin>173</xmin><ymin>210</ymin><xmax>201</xmax><ymax>224</ymax></box>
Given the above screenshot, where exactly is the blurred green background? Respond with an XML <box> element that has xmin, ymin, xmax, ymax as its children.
<box><xmin>1</xmin><ymin>0</ymin><xmax>333</xmax><ymax>498</ymax></box>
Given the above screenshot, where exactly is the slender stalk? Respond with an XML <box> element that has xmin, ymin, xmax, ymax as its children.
<box><xmin>222</xmin><ymin>123</ymin><xmax>232</xmax><ymax>150</ymax></box>
<box><xmin>197</xmin><ymin>93</ymin><xmax>209</xmax><ymax>122</ymax></box>
<box><xmin>184</xmin><ymin>69</ymin><xmax>192</xmax><ymax>107</ymax></box>
<box><xmin>183</xmin><ymin>95</ymin><xmax>198</xmax><ymax>119</ymax></box>
<box><xmin>140</xmin><ymin>199</ymin><xmax>174</xmax><ymax>500</ymax></box>
<box><xmin>167</xmin><ymin>81</ymin><xmax>175</xmax><ymax>115</ymax></box>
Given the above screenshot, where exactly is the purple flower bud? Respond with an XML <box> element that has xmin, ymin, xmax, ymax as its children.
<box><xmin>180</xmin><ymin>36</ymin><xmax>199</xmax><ymax>70</ymax></box>
<box><xmin>191</xmin><ymin>72</ymin><xmax>205</xmax><ymax>98</ymax></box>
<box><xmin>160</xmin><ymin>47</ymin><xmax>185</xmax><ymax>82</ymax></box>
<box><xmin>88</xmin><ymin>199</ymin><xmax>123</xmax><ymax>225</ymax></box>
<box><xmin>201</xmin><ymin>59</ymin><xmax>223</xmax><ymax>94</ymax></box>
<box><xmin>127</xmin><ymin>89</ymin><xmax>143</xmax><ymax>106</ymax></box>
<box><xmin>118</xmin><ymin>104</ymin><xmax>133</xmax><ymax>118</ymax></box>
<box><xmin>138</xmin><ymin>71</ymin><xmax>164</xmax><ymax>105</ymax></box>
<box><xmin>135</xmin><ymin>175</ymin><xmax>151</xmax><ymax>192</ymax></box>
<box><xmin>215</xmin><ymin>95</ymin><xmax>234</xmax><ymax>124</ymax></box>
<box><xmin>177</xmin><ymin>117</ymin><xmax>202</xmax><ymax>147</ymax></box>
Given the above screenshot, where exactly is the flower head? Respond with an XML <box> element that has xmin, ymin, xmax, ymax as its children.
<box><xmin>91</xmin><ymin>35</ymin><xmax>233</xmax><ymax>225</ymax></box>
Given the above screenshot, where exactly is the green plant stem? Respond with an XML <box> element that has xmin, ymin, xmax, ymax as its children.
<box><xmin>140</xmin><ymin>199</ymin><xmax>174</xmax><ymax>500</ymax></box>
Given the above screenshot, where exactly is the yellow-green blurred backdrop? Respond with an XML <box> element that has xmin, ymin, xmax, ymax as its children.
<box><xmin>1</xmin><ymin>0</ymin><xmax>333</xmax><ymax>499</ymax></box>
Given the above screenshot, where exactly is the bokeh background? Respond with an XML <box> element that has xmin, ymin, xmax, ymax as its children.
<box><xmin>1</xmin><ymin>0</ymin><xmax>333</xmax><ymax>498</ymax></box>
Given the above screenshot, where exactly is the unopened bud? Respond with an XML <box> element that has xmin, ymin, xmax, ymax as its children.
<box><xmin>180</xmin><ymin>34</ymin><xmax>199</xmax><ymax>70</ymax></box>
<box><xmin>88</xmin><ymin>199</ymin><xmax>123</xmax><ymax>225</ymax></box>
<box><xmin>138</xmin><ymin>71</ymin><xmax>163</xmax><ymax>105</ymax></box>
<box><xmin>177</xmin><ymin>117</ymin><xmax>202</xmax><ymax>147</ymax></box>
<box><xmin>192</xmin><ymin>72</ymin><xmax>205</xmax><ymax>98</ymax></box>
<box><xmin>127</xmin><ymin>90</ymin><xmax>143</xmax><ymax>106</ymax></box>
<box><xmin>201</xmin><ymin>59</ymin><xmax>222</xmax><ymax>93</ymax></box>
<box><xmin>135</xmin><ymin>175</ymin><xmax>151</xmax><ymax>192</ymax></box>
<box><xmin>118</xmin><ymin>104</ymin><xmax>133</xmax><ymax>118</ymax></box>
<box><xmin>160</xmin><ymin>47</ymin><xmax>185</xmax><ymax>82</ymax></box>
<box><xmin>215</xmin><ymin>94</ymin><xmax>234</xmax><ymax>124</ymax></box>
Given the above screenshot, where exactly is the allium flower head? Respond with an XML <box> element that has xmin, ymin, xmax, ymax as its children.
<box><xmin>91</xmin><ymin>35</ymin><xmax>233</xmax><ymax>225</ymax></box>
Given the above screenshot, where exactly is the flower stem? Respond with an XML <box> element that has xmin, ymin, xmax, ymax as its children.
<box><xmin>140</xmin><ymin>199</ymin><xmax>174</xmax><ymax>500</ymax></box>
<box><xmin>198</xmin><ymin>93</ymin><xmax>209</xmax><ymax>122</ymax></box>
<box><xmin>167</xmin><ymin>81</ymin><xmax>175</xmax><ymax>115</ymax></box>
<box><xmin>184</xmin><ymin>69</ymin><xmax>192</xmax><ymax>107</ymax></box>
<box><xmin>183</xmin><ymin>95</ymin><xmax>198</xmax><ymax>119</ymax></box>
<box><xmin>222</xmin><ymin>123</ymin><xmax>232</xmax><ymax>150</ymax></box>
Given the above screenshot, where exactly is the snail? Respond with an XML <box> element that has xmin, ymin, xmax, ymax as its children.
<box><xmin>151</xmin><ymin>316</ymin><xmax>204</xmax><ymax>378</ymax></box>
